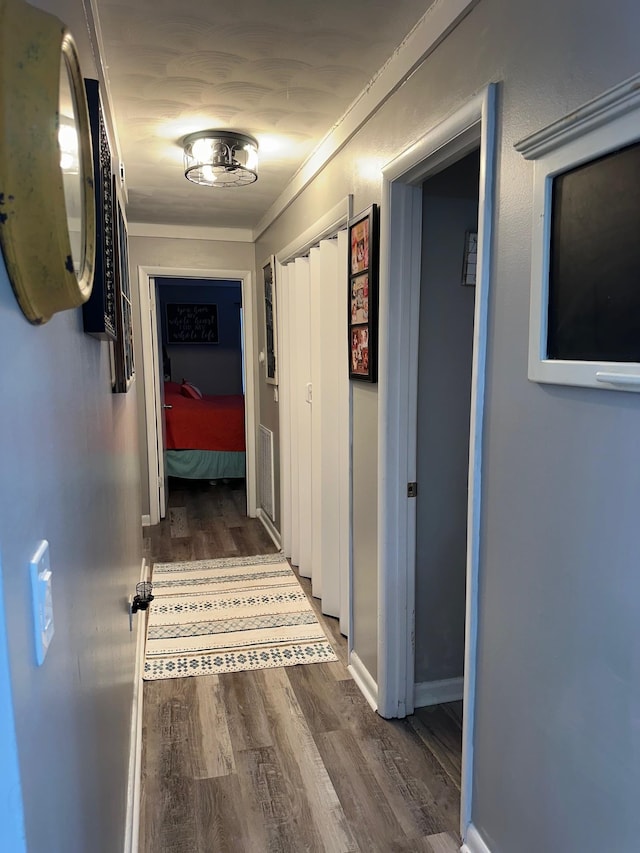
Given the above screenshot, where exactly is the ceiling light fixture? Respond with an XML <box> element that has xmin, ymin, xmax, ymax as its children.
<box><xmin>182</xmin><ymin>130</ymin><xmax>259</xmax><ymax>187</ymax></box>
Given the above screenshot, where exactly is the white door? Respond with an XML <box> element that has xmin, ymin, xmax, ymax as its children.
<box><xmin>293</xmin><ymin>256</ymin><xmax>312</xmax><ymax>577</ymax></box>
<box><xmin>336</xmin><ymin>229</ymin><xmax>351</xmax><ymax>636</ymax></box>
<box><xmin>280</xmin><ymin>234</ymin><xmax>351</xmax><ymax>632</ymax></box>
<box><xmin>309</xmin><ymin>246</ymin><xmax>323</xmax><ymax>598</ymax></box>
<box><xmin>286</xmin><ymin>264</ymin><xmax>301</xmax><ymax>567</ymax></box>
<box><xmin>277</xmin><ymin>262</ymin><xmax>293</xmax><ymax>559</ymax></box>
<box><xmin>315</xmin><ymin>237</ymin><xmax>342</xmax><ymax>619</ymax></box>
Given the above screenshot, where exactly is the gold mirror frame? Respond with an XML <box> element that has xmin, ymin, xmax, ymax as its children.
<box><xmin>0</xmin><ymin>0</ymin><xmax>95</xmax><ymax>324</ymax></box>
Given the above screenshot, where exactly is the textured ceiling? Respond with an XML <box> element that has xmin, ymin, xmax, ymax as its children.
<box><xmin>96</xmin><ymin>0</ymin><xmax>435</xmax><ymax>229</ymax></box>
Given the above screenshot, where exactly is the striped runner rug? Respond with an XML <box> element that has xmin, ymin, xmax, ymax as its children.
<box><xmin>143</xmin><ymin>554</ymin><xmax>337</xmax><ymax>681</ymax></box>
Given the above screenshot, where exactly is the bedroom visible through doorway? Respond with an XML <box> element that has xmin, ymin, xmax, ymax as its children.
<box><xmin>155</xmin><ymin>277</ymin><xmax>246</xmax><ymax>510</ymax></box>
<box><xmin>156</xmin><ymin>277</ymin><xmax>246</xmax><ymax>499</ymax></box>
<box><xmin>139</xmin><ymin>264</ymin><xmax>259</xmax><ymax>527</ymax></box>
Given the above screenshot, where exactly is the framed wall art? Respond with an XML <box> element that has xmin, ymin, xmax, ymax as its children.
<box><xmin>165</xmin><ymin>303</ymin><xmax>219</xmax><ymax>344</ymax></box>
<box><xmin>82</xmin><ymin>77</ymin><xmax>116</xmax><ymax>340</ymax></box>
<box><xmin>262</xmin><ymin>256</ymin><xmax>278</xmax><ymax>385</ymax></box>
<box><xmin>461</xmin><ymin>230</ymin><xmax>478</xmax><ymax>286</ymax></box>
<box><xmin>348</xmin><ymin>204</ymin><xmax>379</xmax><ymax>382</ymax></box>
<box><xmin>112</xmin><ymin>183</ymin><xmax>134</xmax><ymax>392</ymax></box>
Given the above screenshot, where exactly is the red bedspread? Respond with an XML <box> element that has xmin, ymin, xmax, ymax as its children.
<box><xmin>164</xmin><ymin>385</ymin><xmax>246</xmax><ymax>452</ymax></box>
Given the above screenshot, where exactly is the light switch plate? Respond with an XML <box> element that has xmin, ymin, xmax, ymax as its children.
<box><xmin>30</xmin><ymin>540</ymin><xmax>54</xmax><ymax>666</ymax></box>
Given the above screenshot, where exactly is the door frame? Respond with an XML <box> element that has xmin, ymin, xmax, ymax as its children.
<box><xmin>148</xmin><ymin>282</ymin><xmax>167</xmax><ymax>517</ymax></box>
<box><xmin>138</xmin><ymin>265</ymin><xmax>258</xmax><ymax>525</ymax></box>
<box><xmin>376</xmin><ymin>85</ymin><xmax>497</xmax><ymax>839</ymax></box>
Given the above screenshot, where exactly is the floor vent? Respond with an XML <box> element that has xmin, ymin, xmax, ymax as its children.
<box><xmin>258</xmin><ymin>424</ymin><xmax>275</xmax><ymax>521</ymax></box>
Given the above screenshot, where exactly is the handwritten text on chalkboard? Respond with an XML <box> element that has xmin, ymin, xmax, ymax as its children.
<box><xmin>166</xmin><ymin>303</ymin><xmax>219</xmax><ymax>344</ymax></box>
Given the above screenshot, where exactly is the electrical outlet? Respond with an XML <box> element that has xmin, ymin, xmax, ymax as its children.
<box><xmin>30</xmin><ymin>541</ymin><xmax>54</xmax><ymax>666</ymax></box>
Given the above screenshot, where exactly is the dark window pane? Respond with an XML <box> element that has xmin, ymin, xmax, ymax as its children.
<box><xmin>548</xmin><ymin>140</ymin><xmax>640</xmax><ymax>361</ymax></box>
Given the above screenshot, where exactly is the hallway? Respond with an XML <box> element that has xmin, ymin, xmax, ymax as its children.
<box><xmin>141</xmin><ymin>479</ymin><xmax>463</xmax><ymax>852</ymax></box>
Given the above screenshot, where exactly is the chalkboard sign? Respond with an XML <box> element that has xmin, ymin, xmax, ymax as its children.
<box><xmin>548</xmin><ymin>139</ymin><xmax>640</xmax><ymax>362</ymax></box>
<box><xmin>166</xmin><ymin>303</ymin><xmax>219</xmax><ymax>344</ymax></box>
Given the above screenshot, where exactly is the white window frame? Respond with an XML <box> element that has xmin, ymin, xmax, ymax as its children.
<box><xmin>516</xmin><ymin>71</ymin><xmax>640</xmax><ymax>393</ymax></box>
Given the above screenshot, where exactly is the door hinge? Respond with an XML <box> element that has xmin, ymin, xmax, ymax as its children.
<box><xmin>407</xmin><ymin>482</ymin><xmax>418</xmax><ymax>498</ymax></box>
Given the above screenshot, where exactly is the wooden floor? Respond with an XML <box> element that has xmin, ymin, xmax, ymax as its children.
<box><xmin>141</xmin><ymin>478</ymin><xmax>463</xmax><ymax>853</ymax></box>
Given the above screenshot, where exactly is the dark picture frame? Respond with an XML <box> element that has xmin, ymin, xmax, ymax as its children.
<box><xmin>348</xmin><ymin>204</ymin><xmax>379</xmax><ymax>382</ymax></box>
<box><xmin>262</xmin><ymin>256</ymin><xmax>278</xmax><ymax>385</ymax></box>
<box><xmin>82</xmin><ymin>78</ymin><xmax>117</xmax><ymax>340</ymax></box>
<box><xmin>112</xmin><ymin>181</ymin><xmax>135</xmax><ymax>393</ymax></box>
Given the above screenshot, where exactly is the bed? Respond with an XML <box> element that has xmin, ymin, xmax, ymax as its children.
<box><xmin>163</xmin><ymin>381</ymin><xmax>246</xmax><ymax>480</ymax></box>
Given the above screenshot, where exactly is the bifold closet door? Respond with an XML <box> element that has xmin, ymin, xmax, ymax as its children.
<box><xmin>285</xmin><ymin>263</ymin><xmax>300</xmax><ymax>566</ymax></box>
<box><xmin>309</xmin><ymin>246</ymin><xmax>323</xmax><ymax>599</ymax></box>
<box><xmin>336</xmin><ymin>229</ymin><xmax>350</xmax><ymax>636</ymax></box>
<box><xmin>292</xmin><ymin>256</ymin><xmax>312</xmax><ymax>577</ymax></box>
<box><xmin>314</xmin><ymin>237</ymin><xmax>343</xmax><ymax>618</ymax></box>
<box><xmin>277</xmin><ymin>262</ymin><xmax>292</xmax><ymax>559</ymax></box>
<box><xmin>279</xmin><ymin>233</ymin><xmax>350</xmax><ymax>634</ymax></box>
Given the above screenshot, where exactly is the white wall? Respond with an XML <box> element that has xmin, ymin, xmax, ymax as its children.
<box><xmin>128</xmin><ymin>236</ymin><xmax>255</xmax><ymax>515</ymax></box>
<box><xmin>0</xmin><ymin>212</ymin><xmax>142</xmax><ymax>853</ymax></box>
<box><xmin>256</xmin><ymin>0</ymin><xmax>640</xmax><ymax>849</ymax></box>
<box><xmin>0</xmin><ymin>1</ymin><xmax>144</xmax><ymax>850</ymax></box>
<box><xmin>351</xmin><ymin>385</ymin><xmax>379</xmax><ymax>675</ymax></box>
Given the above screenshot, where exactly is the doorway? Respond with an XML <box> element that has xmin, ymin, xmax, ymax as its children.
<box><xmin>138</xmin><ymin>265</ymin><xmax>259</xmax><ymax>526</ymax></box>
<box><xmin>414</xmin><ymin>149</ymin><xmax>480</xmax><ymax>706</ymax></box>
<box><xmin>155</xmin><ymin>277</ymin><xmax>244</xmax><ymax>515</ymax></box>
<box><xmin>157</xmin><ymin>278</ymin><xmax>243</xmax><ymax>398</ymax></box>
<box><xmin>376</xmin><ymin>85</ymin><xmax>497</xmax><ymax>844</ymax></box>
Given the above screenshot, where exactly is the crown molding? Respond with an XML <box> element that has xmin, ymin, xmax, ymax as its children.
<box><xmin>253</xmin><ymin>0</ymin><xmax>479</xmax><ymax>240</ymax></box>
<box><xmin>515</xmin><ymin>71</ymin><xmax>640</xmax><ymax>160</ymax></box>
<box><xmin>276</xmin><ymin>196</ymin><xmax>352</xmax><ymax>264</ymax></box>
<box><xmin>128</xmin><ymin>223</ymin><xmax>254</xmax><ymax>243</ymax></box>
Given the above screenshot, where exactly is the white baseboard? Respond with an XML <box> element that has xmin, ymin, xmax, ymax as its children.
<box><xmin>348</xmin><ymin>651</ymin><xmax>378</xmax><ymax>713</ymax></box>
<box><xmin>123</xmin><ymin>558</ymin><xmax>148</xmax><ymax>853</ymax></box>
<box><xmin>414</xmin><ymin>676</ymin><xmax>464</xmax><ymax>708</ymax></box>
<box><xmin>461</xmin><ymin>823</ymin><xmax>493</xmax><ymax>853</ymax></box>
<box><xmin>141</xmin><ymin>515</ymin><xmax>151</xmax><ymax>528</ymax></box>
<box><xmin>256</xmin><ymin>508</ymin><xmax>282</xmax><ymax>550</ymax></box>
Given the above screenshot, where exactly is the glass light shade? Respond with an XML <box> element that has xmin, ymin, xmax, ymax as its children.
<box><xmin>183</xmin><ymin>130</ymin><xmax>259</xmax><ymax>187</ymax></box>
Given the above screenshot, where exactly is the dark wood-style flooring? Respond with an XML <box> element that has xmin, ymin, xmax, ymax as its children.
<box><xmin>141</xmin><ymin>478</ymin><xmax>463</xmax><ymax>853</ymax></box>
